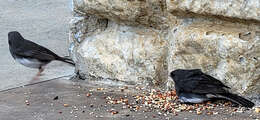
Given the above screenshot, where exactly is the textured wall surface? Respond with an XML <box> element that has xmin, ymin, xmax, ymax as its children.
<box><xmin>168</xmin><ymin>18</ymin><xmax>260</xmax><ymax>95</ymax></box>
<box><xmin>75</xmin><ymin>22</ymin><xmax>168</xmax><ymax>86</ymax></box>
<box><xmin>70</xmin><ymin>0</ymin><xmax>260</xmax><ymax>101</ymax></box>
<box><xmin>167</xmin><ymin>0</ymin><xmax>260</xmax><ymax>21</ymax></box>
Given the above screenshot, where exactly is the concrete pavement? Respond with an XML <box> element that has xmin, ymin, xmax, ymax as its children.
<box><xmin>0</xmin><ymin>1</ymin><xmax>259</xmax><ymax>120</ymax></box>
<box><xmin>0</xmin><ymin>0</ymin><xmax>74</xmax><ymax>90</ymax></box>
<box><xmin>0</xmin><ymin>77</ymin><xmax>258</xmax><ymax>120</ymax></box>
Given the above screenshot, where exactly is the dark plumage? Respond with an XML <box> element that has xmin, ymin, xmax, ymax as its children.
<box><xmin>8</xmin><ymin>31</ymin><xmax>74</xmax><ymax>77</ymax></box>
<box><xmin>170</xmin><ymin>69</ymin><xmax>255</xmax><ymax>108</ymax></box>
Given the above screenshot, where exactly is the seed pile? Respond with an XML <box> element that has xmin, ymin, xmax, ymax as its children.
<box><xmin>104</xmin><ymin>87</ymin><xmax>256</xmax><ymax>116</ymax></box>
<box><xmin>22</xmin><ymin>85</ymin><xmax>258</xmax><ymax>118</ymax></box>
<box><xmin>135</xmin><ymin>89</ymin><xmax>226</xmax><ymax>115</ymax></box>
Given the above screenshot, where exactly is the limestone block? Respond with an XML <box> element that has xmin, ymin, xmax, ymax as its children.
<box><xmin>75</xmin><ymin>21</ymin><xmax>168</xmax><ymax>85</ymax></box>
<box><xmin>168</xmin><ymin>18</ymin><xmax>260</xmax><ymax>96</ymax></box>
<box><xmin>166</xmin><ymin>0</ymin><xmax>260</xmax><ymax>22</ymax></box>
<box><xmin>72</xmin><ymin>0</ymin><xmax>168</xmax><ymax>29</ymax></box>
<box><xmin>70</xmin><ymin>0</ymin><xmax>260</xmax><ymax>101</ymax></box>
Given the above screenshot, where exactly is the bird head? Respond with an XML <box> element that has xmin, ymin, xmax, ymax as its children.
<box><xmin>170</xmin><ymin>69</ymin><xmax>202</xmax><ymax>82</ymax></box>
<box><xmin>8</xmin><ymin>31</ymin><xmax>24</xmax><ymax>46</ymax></box>
<box><xmin>170</xmin><ymin>69</ymin><xmax>182</xmax><ymax>82</ymax></box>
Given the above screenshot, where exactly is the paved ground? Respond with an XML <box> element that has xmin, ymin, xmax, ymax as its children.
<box><xmin>0</xmin><ymin>78</ymin><xmax>259</xmax><ymax>120</ymax></box>
<box><xmin>0</xmin><ymin>0</ymin><xmax>259</xmax><ymax>120</ymax></box>
<box><xmin>0</xmin><ymin>0</ymin><xmax>74</xmax><ymax>90</ymax></box>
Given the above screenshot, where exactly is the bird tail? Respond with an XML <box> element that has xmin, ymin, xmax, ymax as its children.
<box><xmin>57</xmin><ymin>57</ymin><xmax>75</xmax><ymax>66</ymax></box>
<box><xmin>218</xmin><ymin>93</ymin><xmax>254</xmax><ymax>108</ymax></box>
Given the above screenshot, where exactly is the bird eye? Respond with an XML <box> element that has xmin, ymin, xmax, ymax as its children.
<box><xmin>170</xmin><ymin>72</ymin><xmax>175</xmax><ymax>78</ymax></box>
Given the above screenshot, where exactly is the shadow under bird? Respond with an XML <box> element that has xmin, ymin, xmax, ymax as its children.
<box><xmin>8</xmin><ymin>31</ymin><xmax>75</xmax><ymax>79</ymax></box>
<box><xmin>170</xmin><ymin>69</ymin><xmax>255</xmax><ymax>108</ymax></box>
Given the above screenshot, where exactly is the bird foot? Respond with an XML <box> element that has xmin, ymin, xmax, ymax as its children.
<box><xmin>36</xmin><ymin>73</ymin><xmax>44</xmax><ymax>76</ymax></box>
<box><xmin>32</xmin><ymin>75</ymin><xmax>40</xmax><ymax>80</ymax></box>
<box><xmin>29</xmin><ymin>76</ymin><xmax>39</xmax><ymax>84</ymax></box>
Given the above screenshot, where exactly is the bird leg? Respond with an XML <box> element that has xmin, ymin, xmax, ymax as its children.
<box><xmin>31</xmin><ymin>66</ymin><xmax>45</xmax><ymax>81</ymax></box>
<box><xmin>36</xmin><ymin>67</ymin><xmax>44</xmax><ymax>76</ymax></box>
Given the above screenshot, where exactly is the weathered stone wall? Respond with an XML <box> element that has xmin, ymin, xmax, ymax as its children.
<box><xmin>70</xmin><ymin>0</ymin><xmax>260</xmax><ymax>102</ymax></box>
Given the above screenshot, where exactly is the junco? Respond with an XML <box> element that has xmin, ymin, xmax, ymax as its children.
<box><xmin>170</xmin><ymin>69</ymin><xmax>254</xmax><ymax>108</ymax></box>
<box><xmin>8</xmin><ymin>31</ymin><xmax>75</xmax><ymax>78</ymax></box>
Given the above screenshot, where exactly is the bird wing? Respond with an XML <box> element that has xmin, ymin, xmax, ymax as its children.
<box><xmin>13</xmin><ymin>39</ymin><xmax>58</xmax><ymax>61</ymax></box>
<box><xmin>201</xmin><ymin>74</ymin><xmax>230</xmax><ymax>88</ymax></box>
<box><xmin>15</xmin><ymin>49</ymin><xmax>56</xmax><ymax>61</ymax></box>
<box><xmin>177</xmin><ymin>74</ymin><xmax>229</xmax><ymax>94</ymax></box>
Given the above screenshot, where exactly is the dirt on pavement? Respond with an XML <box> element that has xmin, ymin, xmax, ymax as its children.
<box><xmin>0</xmin><ymin>77</ymin><xmax>258</xmax><ymax>120</ymax></box>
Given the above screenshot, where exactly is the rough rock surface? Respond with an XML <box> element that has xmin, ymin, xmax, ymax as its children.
<box><xmin>167</xmin><ymin>0</ymin><xmax>260</xmax><ymax>21</ymax></box>
<box><xmin>70</xmin><ymin>0</ymin><xmax>260</xmax><ymax>101</ymax></box>
<box><xmin>168</xmin><ymin>17</ymin><xmax>260</xmax><ymax>97</ymax></box>
<box><xmin>72</xmin><ymin>0</ymin><xmax>168</xmax><ymax>29</ymax></box>
<box><xmin>75</xmin><ymin>22</ymin><xmax>168</xmax><ymax>86</ymax></box>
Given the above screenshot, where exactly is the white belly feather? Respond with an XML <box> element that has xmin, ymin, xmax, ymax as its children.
<box><xmin>15</xmin><ymin>58</ymin><xmax>43</xmax><ymax>68</ymax></box>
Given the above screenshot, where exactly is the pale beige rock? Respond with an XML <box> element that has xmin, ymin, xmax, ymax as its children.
<box><xmin>75</xmin><ymin>21</ymin><xmax>168</xmax><ymax>85</ymax></box>
<box><xmin>168</xmin><ymin>18</ymin><xmax>260</xmax><ymax>96</ymax></box>
<box><xmin>70</xmin><ymin>0</ymin><xmax>260</xmax><ymax>101</ymax></box>
<box><xmin>166</xmin><ymin>0</ymin><xmax>260</xmax><ymax>22</ymax></box>
<box><xmin>72</xmin><ymin>0</ymin><xmax>168</xmax><ymax>29</ymax></box>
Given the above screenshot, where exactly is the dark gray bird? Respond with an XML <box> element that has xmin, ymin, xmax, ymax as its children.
<box><xmin>8</xmin><ymin>31</ymin><xmax>74</xmax><ymax>78</ymax></box>
<box><xmin>170</xmin><ymin>69</ymin><xmax>254</xmax><ymax>108</ymax></box>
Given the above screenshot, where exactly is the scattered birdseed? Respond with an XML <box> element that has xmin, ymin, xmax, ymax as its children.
<box><xmin>109</xmin><ymin>109</ymin><xmax>119</xmax><ymax>115</ymax></box>
<box><xmin>86</xmin><ymin>93</ymin><xmax>91</xmax><ymax>97</ymax></box>
<box><xmin>53</xmin><ymin>96</ymin><xmax>59</xmax><ymax>100</ymax></box>
<box><xmin>97</xmin><ymin>88</ymin><xmax>104</xmax><ymax>91</ymax></box>
<box><xmin>196</xmin><ymin>110</ymin><xmax>202</xmax><ymax>115</ymax></box>
<box><xmin>213</xmin><ymin>112</ymin><xmax>219</xmax><ymax>115</ymax></box>
<box><xmin>111</xmin><ymin>111</ymin><xmax>119</xmax><ymax>115</ymax></box>
<box><xmin>63</xmin><ymin>104</ymin><xmax>69</xmax><ymax>107</ymax></box>
<box><xmin>255</xmin><ymin>107</ymin><xmax>260</xmax><ymax>113</ymax></box>
<box><xmin>207</xmin><ymin>111</ymin><xmax>213</xmax><ymax>115</ymax></box>
<box><xmin>25</xmin><ymin>100</ymin><xmax>30</xmax><ymax>105</ymax></box>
